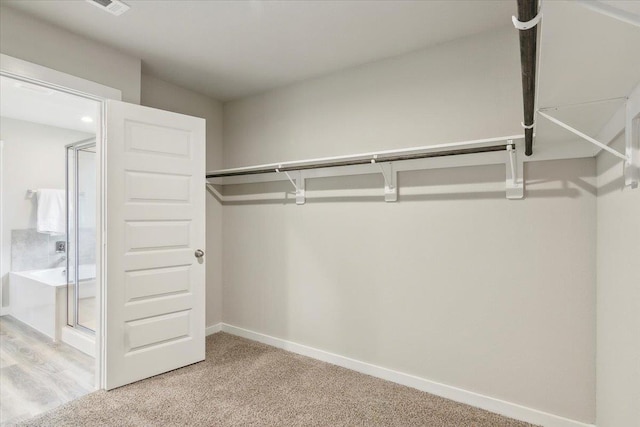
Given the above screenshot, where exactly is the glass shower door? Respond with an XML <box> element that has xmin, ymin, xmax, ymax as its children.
<box><xmin>66</xmin><ymin>145</ymin><xmax>77</xmax><ymax>330</ymax></box>
<box><xmin>66</xmin><ymin>141</ymin><xmax>96</xmax><ymax>333</ymax></box>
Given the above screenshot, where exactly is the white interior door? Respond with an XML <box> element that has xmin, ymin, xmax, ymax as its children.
<box><xmin>105</xmin><ymin>100</ymin><xmax>206</xmax><ymax>390</ymax></box>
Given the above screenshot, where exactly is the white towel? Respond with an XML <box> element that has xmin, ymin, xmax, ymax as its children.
<box><xmin>36</xmin><ymin>189</ymin><xmax>66</xmax><ymax>235</ymax></box>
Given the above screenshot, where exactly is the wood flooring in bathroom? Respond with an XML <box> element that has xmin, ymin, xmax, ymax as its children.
<box><xmin>0</xmin><ymin>316</ymin><xmax>94</xmax><ymax>425</ymax></box>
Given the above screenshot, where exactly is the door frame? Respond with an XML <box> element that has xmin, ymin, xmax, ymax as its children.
<box><xmin>0</xmin><ymin>53</ymin><xmax>122</xmax><ymax>390</ymax></box>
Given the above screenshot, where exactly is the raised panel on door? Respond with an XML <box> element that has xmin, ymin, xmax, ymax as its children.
<box><xmin>106</xmin><ymin>100</ymin><xmax>205</xmax><ymax>390</ymax></box>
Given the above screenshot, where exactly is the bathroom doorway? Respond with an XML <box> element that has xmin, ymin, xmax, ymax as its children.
<box><xmin>2</xmin><ymin>53</ymin><xmax>207</xmax><ymax>418</ymax></box>
<box><xmin>0</xmin><ymin>73</ymin><xmax>101</xmax><ymax>423</ymax></box>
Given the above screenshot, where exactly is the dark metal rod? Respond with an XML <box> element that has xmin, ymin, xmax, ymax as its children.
<box><xmin>516</xmin><ymin>0</ymin><xmax>539</xmax><ymax>156</ymax></box>
<box><xmin>206</xmin><ymin>144</ymin><xmax>509</xmax><ymax>179</ymax></box>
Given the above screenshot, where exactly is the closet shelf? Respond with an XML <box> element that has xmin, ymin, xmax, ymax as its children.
<box><xmin>206</xmin><ymin>134</ymin><xmax>527</xmax><ymax>203</ymax></box>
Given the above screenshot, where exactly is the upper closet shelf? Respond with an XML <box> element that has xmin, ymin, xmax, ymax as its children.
<box><xmin>206</xmin><ymin>135</ymin><xmax>526</xmax><ymax>203</ymax></box>
<box><xmin>206</xmin><ymin>2</ymin><xmax>640</xmax><ymax>204</ymax></box>
<box><xmin>520</xmin><ymin>1</ymin><xmax>640</xmax><ymax>187</ymax></box>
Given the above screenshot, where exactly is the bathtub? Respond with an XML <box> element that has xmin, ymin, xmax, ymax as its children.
<box><xmin>9</xmin><ymin>265</ymin><xmax>96</xmax><ymax>341</ymax></box>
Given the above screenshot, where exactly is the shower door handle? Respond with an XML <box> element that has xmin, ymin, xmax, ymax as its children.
<box><xmin>194</xmin><ymin>249</ymin><xmax>205</xmax><ymax>259</ymax></box>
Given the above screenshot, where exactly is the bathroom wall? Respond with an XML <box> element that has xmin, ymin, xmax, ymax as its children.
<box><xmin>0</xmin><ymin>117</ymin><xmax>93</xmax><ymax>311</ymax></box>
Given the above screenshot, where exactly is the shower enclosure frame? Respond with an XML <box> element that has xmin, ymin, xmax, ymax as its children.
<box><xmin>66</xmin><ymin>138</ymin><xmax>97</xmax><ymax>335</ymax></box>
<box><xmin>0</xmin><ymin>53</ymin><xmax>122</xmax><ymax>391</ymax></box>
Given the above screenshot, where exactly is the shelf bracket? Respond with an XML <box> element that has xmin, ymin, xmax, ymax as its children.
<box><xmin>506</xmin><ymin>141</ymin><xmax>524</xmax><ymax>199</ymax></box>
<box><xmin>295</xmin><ymin>172</ymin><xmax>306</xmax><ymax>204</ymax></box>
<box><xmin>538</xmin><ymin>111</ymin><xmax>628</xmax><ymax>161</ymax></box>
<box><xmin>278</xmin><ymin>168</ymin><xmax>306</xmax><ymax>204</ymax></box>
<box><xmin>539</xmin><ymin>99</ymin><xmax>640</xmax><ymax>189</ymax></box>
<box><xmin>286</xmin><ymin>169</ymin><xmax>306</xmax><ymax>205</ymax></box>
<box><xmin>375</xmin><ymin>160</ymin><xmax>397</xmax><ymax>202</ymax></box>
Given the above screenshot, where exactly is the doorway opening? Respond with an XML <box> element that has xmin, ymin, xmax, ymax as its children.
<box><xmin>0</xmin><ymin>74</ymin><xmax>101</xmax><ymax>423</ymax></box>
<box><xmin>2</xmin><ymin>53</ymin><xmax>206</xmax><ymax>415</ymax></box>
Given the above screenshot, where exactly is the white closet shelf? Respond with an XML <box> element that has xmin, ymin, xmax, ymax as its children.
<box><xmin>206</xmin><ymin>135</ymin><xmax>526</xmax><ymax>203</ymax></box>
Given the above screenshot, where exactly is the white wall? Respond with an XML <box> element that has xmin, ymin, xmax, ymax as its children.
<box><xmin>224</xmin><ymin>27</ymin><xmax>522</xmax><ymax>167</ymax></box>
<box><xmin>596</xmin><ymin>135</ymin><xmax>640</xmax><ymax>427</ymax></box>
<box><xmin>141</xmin><ymin>74</ymin><xmax>224</xmax><ymax>327</ymax></box>
<box><xmin>0</xmin><ymin>5</ymin><xmax>141</xmax><ymax>104</ymax></box>
<box><xmin>221</xmin><ymin>27</ymin><xmax>596</xmax><ymax>424</ymax></box>
<box><xmin>0</xmin><ymin>117</ymin><xmax>93</xmax><ymax>310</ymax></box>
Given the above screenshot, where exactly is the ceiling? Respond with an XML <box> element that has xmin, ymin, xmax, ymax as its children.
<box><xmin>0</xmin><ymin>75</ymin><xmax>99</xmax><ymax>133</ymax></box>
<box><xmin>1</xmin><ymin>0</ymin><xmax>516</xmax><ymax>101</ymax></box>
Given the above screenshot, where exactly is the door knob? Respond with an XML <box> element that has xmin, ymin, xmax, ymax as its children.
<box><xmin>195</xmin><ymin>249</ymin><xmax>205</xmax><ymax>258</ymax></box>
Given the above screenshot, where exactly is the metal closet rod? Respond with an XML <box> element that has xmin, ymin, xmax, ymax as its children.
<box><xmin>206</xmin><ymin>144</ymin><xmax>510</xmax><ymax>179</ymax></box>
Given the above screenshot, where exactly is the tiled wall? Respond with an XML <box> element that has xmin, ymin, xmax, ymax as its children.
<box><xmin>11</xmin><ymin>228</ymin><xmax>95</xmax><ymax>272</ymax></box>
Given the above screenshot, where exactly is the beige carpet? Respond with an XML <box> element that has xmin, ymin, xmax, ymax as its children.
<box><xmin>18</xmin><ymin>333</ymin><xmax>537</xmax><ymax>427</ymax></box>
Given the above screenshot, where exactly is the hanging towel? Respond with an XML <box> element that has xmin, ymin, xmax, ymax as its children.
<box><xmin>36</xmin><ymin>189</ymin><xmax>65</xmax><ymax>235</ymax></box>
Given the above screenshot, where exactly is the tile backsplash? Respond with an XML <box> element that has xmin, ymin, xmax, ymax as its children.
<box><xmin>11</xmin><ymin>228</ymin><xmax>95</xmax><ymax>272</ymax></box>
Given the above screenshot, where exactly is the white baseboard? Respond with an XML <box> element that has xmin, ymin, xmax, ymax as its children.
<box><xmin>220</xmin><ymin>323</ymin><xmax>594</xmax><ymax>427</ymax></box>
<box><xmin>205</xmin><ymin>322</ymin><xmax>222</xmax><ymax>336</ymax></box>
<box><xmin>61</xmin><ymin>326</ymin><xmax>95</xmax><ymax>357</ymax></box>
<box><xmin>0</xmin><ymin>306</ymin><xmax>9</xmax><ymax>316</ymax></box>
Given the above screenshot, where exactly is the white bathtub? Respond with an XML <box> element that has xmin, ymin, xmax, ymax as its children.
<box><xmin>19</xmin><ymin>267</ymin><xmax>67</xmax><ymax>286</ymax></box>
<box><xmin>10</xmin><ymin>268</ymin><xmax>67</xmax><ymax>340</ymax></box>
<box><xmin>9</xmin><ymin>265</ymin><xmax>96</xmax><ymax>341</ymax></box>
